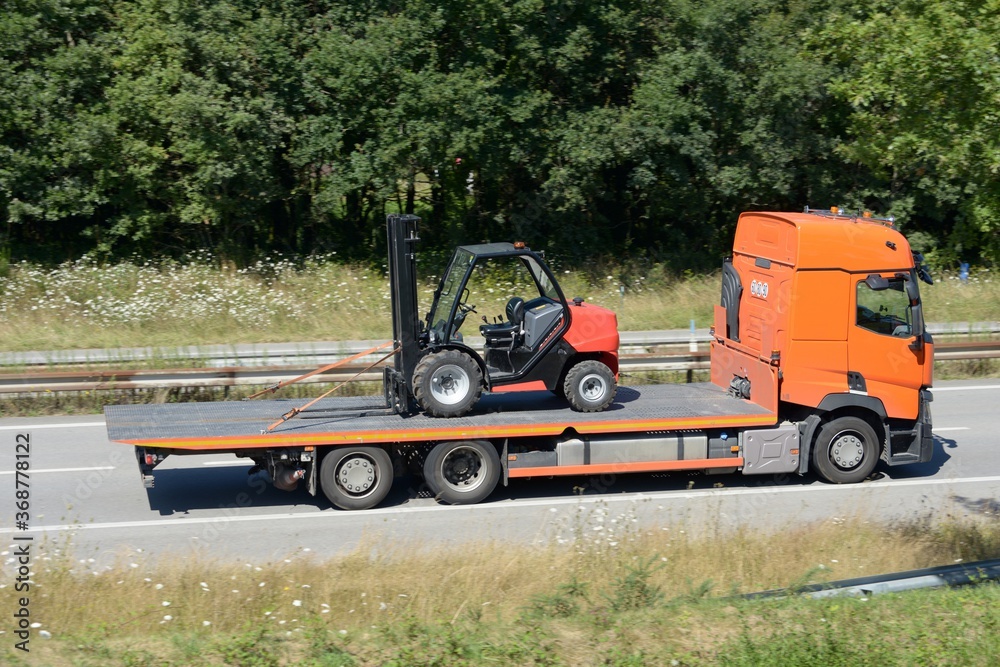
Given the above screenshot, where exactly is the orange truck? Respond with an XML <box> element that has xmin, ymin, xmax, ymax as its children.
<box><xmin>105</xmin><ymin>208</ymin><xmax>934</xmax><ymax>509</ymax></box>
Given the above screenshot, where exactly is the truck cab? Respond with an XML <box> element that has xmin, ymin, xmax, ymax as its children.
<box><xmin>712</xmin><ymin>208</ymin><xmax>935</xmax><ymax>482</ymax></box>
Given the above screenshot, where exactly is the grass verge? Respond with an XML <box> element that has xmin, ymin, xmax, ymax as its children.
<box><xmin>3</xmin><ymin>511</ymin><xmax>999</xmax><ymax>666</ymax></box>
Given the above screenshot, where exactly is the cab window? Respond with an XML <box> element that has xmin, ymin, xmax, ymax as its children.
<box><xmin>521</xmin><ymin>255</ymin><xmax>560</xmax><ymax>300</ymax></box>
<box><xmin>856</xmin><ymin>278</ymin><xmax>912</xmax><ymax>337</ymax></box>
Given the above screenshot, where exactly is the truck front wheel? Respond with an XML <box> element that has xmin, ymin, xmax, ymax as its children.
<box><xmin>319</xmin><ymin>446</ymin><xmax>393</xmax><ymax>510</ymax></box>
<box><xmin>423</xmin><ymin>440</ymin><xmax>500</xmax><ymax>505</ymax></box>
<box><xmin>812</xmin><ymin>416</ymin><xmax>879</xmax><ymax>484</ymax></box>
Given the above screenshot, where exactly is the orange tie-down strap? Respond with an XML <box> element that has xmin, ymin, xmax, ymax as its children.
<box><xmin>263</xmin><ymin>344</ymin><xmax>399</xmax><ymax>432</ymax></box>
<box><xmin>245</xmin><ymin>340</ymin><xmax>394</xmax><ymax>400</ymax></box>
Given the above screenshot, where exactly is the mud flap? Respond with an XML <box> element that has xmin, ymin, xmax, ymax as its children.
<box><xmin>307</xmin><ymin>452</ymin><xmax>318</xmax><ymax>496</ymax></box>
<box><xmin>797</xmin><ymin>415</ymin><xmax>821</xmax><ymax>475</ymax></box>
<box><xmin>887</xmin><ymin>389</ymin><xmax>934</xmax><ymax>465</ymax></box>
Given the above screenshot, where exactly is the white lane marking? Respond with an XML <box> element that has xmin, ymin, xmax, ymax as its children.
<box><xmin>0</xmin><ymin>421</ymin><xmax>106</xmax><ymax>431</ymax></box>
<box><xmin>5</xmin><ymin>475</ymin><xmax>1000</xmax><ymax>535</ymax></box>
<box><xmin>934</xmin><ymin>427</ymin><xmax>970</xmax><ymax>432</ymax></box>
<box><xmin>0</xmin><ymin>466</ymin><xmax>114</xmax><ymax>475</ymax></box>
<box><xmin>932</xmin><ymin>385</ymin><xmax>1000</xmax><ymax>392</ymax></box>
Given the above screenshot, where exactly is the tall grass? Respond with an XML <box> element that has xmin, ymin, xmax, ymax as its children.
<box><xmin>0</xmin><ymin>254</ymin><xmax>395</xmax><ymax>351</ymax></box>
<box><xmin>3</xmin><ymin>510</ymin><xmax>999</xmax><ymax>665</ymax></box>
<box><xmin>922</xmin><ymin>266</ymin><xmax>1000</xmax><ymax>324</ymax></box>
<box><xmin>5</xmin><ymin>254</ymin><xmax>994</xmax><ymax>353</ymax></box>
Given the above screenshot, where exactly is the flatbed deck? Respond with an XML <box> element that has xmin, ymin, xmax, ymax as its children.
<box><xmin>105</xmin><ymin>383</ymin><xmax>775</xmax><ymax>451</ymax></box>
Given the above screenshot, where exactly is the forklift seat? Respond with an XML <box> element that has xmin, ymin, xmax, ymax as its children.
<box><xmin>506</xmin><ymin>296</ymin><xmax>525</xmax><ymax>326</ymax></box>
<box><xmin>480</xmin><ymin>296</ymin><xmax>524</xmax><ymax>348</ymax></box>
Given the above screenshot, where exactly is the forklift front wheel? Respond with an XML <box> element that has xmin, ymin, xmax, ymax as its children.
<box><xmin>413</xmin><ymin>350</ymin><xmax>483</xmax><ymax>417</ymax></box>
<box><xmin>563</xmin><ymin>360</ymin><xmax>617</xmax><ymax>412</ymax></box>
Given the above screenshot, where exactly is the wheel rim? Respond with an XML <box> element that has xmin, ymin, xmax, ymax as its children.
<box><xmin>829</xmin><ymin>431</ymin><xmax>866</xmax><ymax>470</ymax></box>
<box><xmin>578</xmin><ymin>372</ymin><xmax>608</xmax><ymax>403</ymax></box>
<box><xmin>440</xmin><ymin>446</ymin><xmax>486</xmax><ymax>492</ymax></box>
<box><xmin>430</xmin><ymin>364</ymin><xmax>471</xmax><ymax>406</ymax></box>
<box><xmin>335</xmin><ymin>453</ymin><xmax>379</xmax><ymax>498</ymax></box>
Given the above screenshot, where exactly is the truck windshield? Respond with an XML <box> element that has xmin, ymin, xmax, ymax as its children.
<box><xmin>856</xmin><ymin>277</ymin><xmax>917</xmax><ymax>338</ymax></box>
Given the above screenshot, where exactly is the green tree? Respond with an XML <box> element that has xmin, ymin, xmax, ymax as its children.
<box><xmin>0</xmin><ymin>0</ymin><xmax>115</xmax><ymax>261</ymax></box>
<box><xmin>819</xmin><ymin>0</ymin><xmax>1000</xmax><ymax>265</ymax></box>
<box><xmin>5</xmin><ymin>0</ymin><xmax>988</xmax><ymax>270</ymax></box>
<box><xmin>540</xmin><ymin>0</ymin><xmax>858</xmax><ymax>269</ymax></box>
<box><xmin>99</xmin><ymin>0</ymin><xmax>298</xmax><ymax>260</ymax></box>
<box><xmin>293</xmin><ymin>5</ymin><xmax>504</xmax><ymax>258</ymax></box>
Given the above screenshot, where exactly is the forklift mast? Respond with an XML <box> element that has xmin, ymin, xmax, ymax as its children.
<box><xmin>385</xmin><ymin>214</ymin><xmax>422</xmax><ymax>413</ymax></box>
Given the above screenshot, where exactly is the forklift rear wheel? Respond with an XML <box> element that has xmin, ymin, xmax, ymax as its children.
<box><xmin>563</xmin><ymin>360</ymin><xmax>617</xmax><ymax>412</ymax></box>
<box><xmin>812</xmin><ymin>416</ymin><xmax>879</xmax><ymax>484</ymax></box>
<box><xmin>319</xmin><ymin>446</ymin><xmax>393</xmax><ymax>510</ymax></box>
<box><xmin>423</xmin><ymin>440</ymin><xmax>500</xmax><ymax>505</ymax></box>
<box><xmin>413</xmin><ymin>350</ymin><xmax>483</xmax><ymax>417</ymax></box>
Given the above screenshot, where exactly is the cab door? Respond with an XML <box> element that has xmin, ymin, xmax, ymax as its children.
<box><xmin>847</xmin><ymin>273</ymin><xmax>927</xmax><ymax>420</ymax></box>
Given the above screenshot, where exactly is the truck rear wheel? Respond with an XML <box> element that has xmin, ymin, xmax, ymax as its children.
<box><xmin>423</xmin><ymin>440</ymin><xmax>500</xmax><ymax>505</ymax></box>
<box><xmin>319</xmin><ymin>446</ymin><xmax>393</xmax><ymax>510</ymax></box>
<box><xmin>563</xmin><ymin>360</ymin><xmax>617</xmax><ymax>412</ymax></box>
<box><xmin>413</xmin><ymin>350</ymin><xmax>483</xmax><ymax>418</ymax></box>
<box><xmin>812</xmin><ymin>416</ymin><xmax>879</xmax><ymax>484</ymax></box>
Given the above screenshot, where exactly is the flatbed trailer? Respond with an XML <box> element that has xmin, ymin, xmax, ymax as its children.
<box><xmin>106</xmin><ymin>384</ymin><xmax>773</xmax><ymax>452</ymax></box>
<box><xmin>105</xmin><ymin>382</ymin><xmax>787</xmax><ymax>509</ymax></box>
<box><xmin>105</xmin><ymin>208</ymin><xmax>936</xmax><ymax>510</ymax></box>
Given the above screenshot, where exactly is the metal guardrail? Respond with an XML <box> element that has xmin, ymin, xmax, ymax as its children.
<box><xmin>743</xmin><ymin>558</ymin><xmax>1000</xmax><ymax>600</ymax></box>
<box><xmin>0</xmin><ymin>353</ymin><xmax>714</xmax><ymax>394</ymax></box>
<box><xmin>0</xmin><ymin>331</ymin><xmax>710</xmax><ymax>369</ymax></box>
<box><xmin>2</xmin><ymin>322</ymin><xmax>997</xmax><ymax>369</ymax></box>
<box><xmin>1</xmin><ymin>327</ymin><xmax>998</xmax><ymax>394</ymax></box>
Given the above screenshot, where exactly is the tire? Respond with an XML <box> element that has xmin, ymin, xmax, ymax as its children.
<box><xmin>811</xmin><ymin>416</ymin><xmax>880</xmax><ymax>484</ymax></box>
<box><xmin>563</xmin><ymin>360</ymin><xmax>617</xmax><ymax>412</ymax></box>
<box><xmin>423</xmin><ymin>440</ymin><xmax>501</xmax><ymax>505</ymax></box>
<box><xmin>319</xmin><ymin>446</ymin><xmax>393</xmax><ymax>510</ymax></box>
<box><xmin>412</xmin><ymin>349</ymin><xmax>483</xmax><ymax>418</ymax></box>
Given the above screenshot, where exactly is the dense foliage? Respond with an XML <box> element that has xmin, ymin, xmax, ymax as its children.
<box><xmin>1</xmin><ymin>0</ymin><xmax>998</xmax><ymax>268</ymax></box>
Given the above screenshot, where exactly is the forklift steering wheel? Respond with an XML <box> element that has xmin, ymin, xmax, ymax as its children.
<box><xmin>452</xmin><ymin>301</ymin><xmax>478</xmax><ymax>335</ymax></box>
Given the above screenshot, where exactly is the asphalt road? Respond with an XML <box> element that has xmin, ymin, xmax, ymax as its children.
<box><xmin>2</xmin><ymin>379</ymin><xmax>998</xmax><ymax>565</ymax></box>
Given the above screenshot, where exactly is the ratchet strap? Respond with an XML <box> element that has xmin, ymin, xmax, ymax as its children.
<box><xmin>245</xmin><ymin>340</ymin><xmax>393</xmax><ymax>400</ymax></box>
<box><xmin>264</xmin><ymin>345</ymin><xmax>398</xmax><ymax>433</ymax></box>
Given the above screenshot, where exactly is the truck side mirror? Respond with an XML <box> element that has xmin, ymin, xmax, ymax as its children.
<box><xmin>865</xmin><ymin>274</ymin><xmax>890</xmax><ymax>291</ymax></box>
<box><xmin>913</xmin><ymin>252</ymin><xmax>934</xmax><ymax>285</ymax></box>
<box><xmin>898</xmin><ymin>273</ymin><xmax>925</xmax><ymax>351</ymax></box>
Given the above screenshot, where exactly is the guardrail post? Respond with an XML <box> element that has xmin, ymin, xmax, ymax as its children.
<box><xmin>687</xmin><ymin>319</ymin><xmax>697</xmax><ymax>383</ymax></box>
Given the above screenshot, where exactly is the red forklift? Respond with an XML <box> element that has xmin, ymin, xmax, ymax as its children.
<box><xmin>384</xmin><ymin>214</ymin><xmax>620</xmax><ymax>417</ymax></box>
